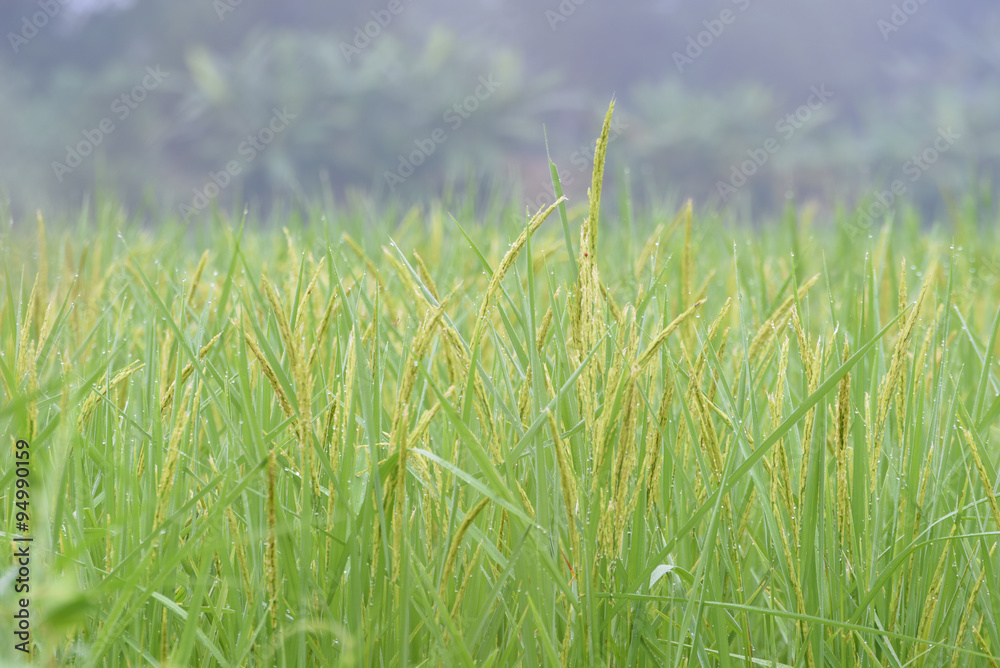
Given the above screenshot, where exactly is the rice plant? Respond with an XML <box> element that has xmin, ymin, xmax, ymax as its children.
<box><xmin>1</xmin><ymin>105</ymin><xmax>999</xmax><ymax>666</ymax></box>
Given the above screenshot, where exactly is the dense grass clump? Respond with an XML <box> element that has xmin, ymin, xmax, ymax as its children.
<box><xmin>2</xmin><ymin>112</ymin><xmax>1000</xmax><ymax>666</ymax></box>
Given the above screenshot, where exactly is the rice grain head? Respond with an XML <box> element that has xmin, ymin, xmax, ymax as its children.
<box><xmin>266</xmin><ymin>448</ymin><xmax>279</xmax><ymax>630</ymax></box>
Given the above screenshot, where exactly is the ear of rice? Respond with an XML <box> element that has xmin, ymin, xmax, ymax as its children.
<box><xmin>26</xmin><ymin>340</ymin><xmax>38</xmax><ymax>441</ymax></box>
<box><xmin>871</xmin><ymin>261</ymin><xmax>935</xmax><ymax>491</ymax></box>
<box><xmin>265</xmin><ymin>448</ymin><xmax>279</xmax><ymax>630</ymax></box>
<box><xmin>916</xmin><ymin>524</ymin><xmax>955</xmax><ymax>651</ymax></box>
<box><xmin>154</xmin><ymin>382</ymin><xmax>197</xmax><ymax>529</ymax></box>
<box><xmin>385</xmin><ymin>297</ymin><xmax>451</xmax><ymax>578</ymax></box>
<box><xmin>412</xmin><ymin>250</ymin><xmax>440</xmax><ymax>301</ymax></box>
<box><xmin>439</xmin><ymin>496</ymin><xmax>491</xmax><ymax>601</ymax></box>
<box><xmin>160</xmin><ymin>331</ymin><xmax>223</xmax><ymax>418</ymax></box>
<box><xmin>747</xmin><ymin>274</ymin><xmax>820</xmax><ymax>366</ymax></box>
<box><xmin>15</xmin><ymin>278</ymin><xmax>37</xmax><ymax>383</ymax></box>
<box><xmin>294</xmin><ymin>256</ymin><xmax>326</xmax><ymax>339</ymax></box>
<box><xmin>579</xmin><ymin>100</ymin><xmax>615</xmax><ymax>267</ymax></box>
<box><xmin>239</xmin><ymin>323</ymin><xmax>295</xmax><ymax>421</ymax></box>
<box><xmin>962</xmin><ymin>428</ymin><xmax>1000</xmax><ymax>532</ymax></box>
<box><xmin>951</xmin><ymin>544</ymin><xmax>994</xmax><ymax>668</ymax></box>
<box><xmin>469</xmin><ymin>198</ymin><xmax>563</xmax><ymax>353</ymax></box>
<box><xmin>835</xmin><ymin>339</ymin><xmax>853</xmax><ymax>551</ymax></box>
<box><xmin>309</xmin><ymin>284</ymin><xmax>349</xmax><ymax>368</ymax></box>
<box><xmin>635</xmin><ymin>298</ymin><xmax>706</xmax><ymax>373</ymax></box>
<box><xmin>78</xmin><ymin>361</ymin><xmax>145</xmax><ymax>430</ymax></box>
<box><xmin>187</xmin><ymin>250</ymin><xmax>209</xmax><ymax>306</ymax></box>
<box><xmin>643</xmin><ymin>362</ymin><xmax>675</xmax><ymax>511</ymax></box>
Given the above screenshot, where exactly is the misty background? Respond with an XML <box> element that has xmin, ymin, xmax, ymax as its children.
<box><xmin>1</xmin><ymin>0</ymin><xmax>998</xmax><ymax>220</ymax></box>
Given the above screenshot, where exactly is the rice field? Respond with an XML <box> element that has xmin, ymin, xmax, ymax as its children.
<box><xmin>2</xmin><ymin>108</ymin><xmax>1000</xmax><ymax>666</ymax></box>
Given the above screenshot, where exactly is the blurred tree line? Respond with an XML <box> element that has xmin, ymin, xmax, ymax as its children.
<box><xmin>1</xmin><ymin>0</ymin><xmax>999</xmax><ymax>218</ymax></box>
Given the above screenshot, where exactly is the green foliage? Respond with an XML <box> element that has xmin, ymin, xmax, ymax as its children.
<box><xmin>2</xmin><ymin>162</ymin><xmax>1000</xmax><ymax>664</ymax></box>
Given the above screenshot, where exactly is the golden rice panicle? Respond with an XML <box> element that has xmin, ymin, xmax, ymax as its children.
<box><xmin>265</xmin><ymin>449</ymin><xmax>279</xmax><ymax>630</ymax></box>
<box><xmin>571</xmin><ymin>101</ymin><xmax>614</xmax><ymax>359</ymax></box>
<box><xmin>385</xmin><ymin>297</ymin><xmax>451</xmax><ymax>578</ymax></box>
<box><xmin>634</xmin><ymin>221</ymin><xmax>665</xmax><ymax>279</ymax></box>
<box><xmin>915</xmin><ymin>524</ymin><xmax>955</xmax><ymax>656</ymax></box>
<box><xmin>339</xmin><ymin>333</ymin><xmax>358</xmax><ymax>453</ymax></box>
<box><xmin>240</xmin><ymin>322</ymin><xmax>295</xmax><ymax>421</ymax></box>
<box><xmin>310</xmin><ymin>283</ymin><xmax>349</xmax><ymax>368</ymax></box>
<box><xmin>547</xmin><ymin>410</ymin><xmax>579</xmax><ymax>562</ymax></box>
<box><xmin>578</xmin><ymin>262</ymin><xmax>603</xmax><ymax>393</ymax></box>
<box><xmin>450</xmin><ymin>544</ymin><xmax>482</xmax><ymax>620</ymax></box>
<box><xmin>160</xmin><ymin>331</ymin><xmax>223</xmax><ymax>418</ymax></box>
<box><xmin>872</xmin><ymin>260</ymin><xmax>935</xmax><ymax>490</ymax></box>
<box><xmin>610</xmin><ymin>381</ymin><xmax>640</xmax><ymax>553</ymax></box>
<box><xmin>262</xmin><ymin>275</ymin><xmax>297</xmax><ymax>369</ymax></box>
<box><xmin>791</xmin><ymin>308</ymin><xmax>821</xmax><ymax>499</ymax></box>
<box><xmin>187</xmin><ymin>250</ymin><xmax>209</xmax><ymax>306</ymax></box>
<box><xmin>35</xmin><ymin>289</ymin><xmax>56</xmax><ymax>362</ymax></box>
<box><xmin>898</xmin><ymin>258</ymin><xmax>908</xmax><ymax>316</ymax></box>
<box><xmin>962</xmin><ymin>428</ymin><xmax>1000</xmax><ymax>532</ymax></box>
<box><xmin>26</xmin><ymin>341</ymin><xmax>38</xmax><ymax>441</ymax></box>
<box><xmin>469</xmin><ymin>198</ymin><xmax>563</xmax><ymax>353</ymax></box>
<box><xmin>634</xmin><ymin>204</ymin><xmax>687</xmax><ymax>279</ymax></box>
<box><xmin>516</xmin><ymin>481</ymin><xmax>535</xmax><ymax>520</ymax></box>
<box><xmin>154</xmin><ymin>382</ymin><xmax>197</xmax><ymax>529</ymax></box>
<box><xmin>343</xmin><ymin>233</ymin><xmax>386</xmax><ymax>290</ymax></box>
<box><xmin>286</xmin><ymin>265</ymin><xmax>319</xmax><ymax>494</ymax></box>
<box><xmin>412</xmin><ymin>250</ymin><xmax>440</xmax><ymax>301</ymax></box>
<box><xmin>579</xmin><ymin>99</ymin><xmax>615</xmax><ymax>268</ymax></box>
<box><xmin>590</xmin><ymin>306</ymin><xmax>634</xmax><ymax>493</ymax></box>
<box><xmin>294</xmin><ymin>256</ymin><xmax>326</xmax><ymax>340</ymax></box>
<box><xmin>15</xmin><ymin>278</ymin><xmax>37</xmax><ymax>383</ymax></box>
<box><xmin>643</xmin><ymin>363</ymin><xmax>675</xmax><ymax>510</ymax></box>
<box><xmin>635</xmin><ymin>298</ymin><xmax>706</xmax><ymax>373</ymax></box>
<box><xmin>599</xmin><ymin>281</ymin><xmax>622</xmax><ymax>323</ymax></box>
<box><xmin>835</xmin><ymin>339</ymin><xmax>853</xmax><ymax>549</ymax></box>
<box><xmin>770</xmin><ymin>338</ymin><xmax>798</xmax><ymax>535</ymax></box>
<box><xmin>439</xmin><ymin>496</ymin><xmax>491</xmax><ymax>601</ymax></box>
<box><xmin>78</xmin><ymin>360</ymin><xmax>145</xmax><ymax>430</ymax></box>
<box><xmin>951</xmin><ymin>545</ymin><xmax>994</xmax><ymax>668</ymax></box>
<box><xmin>747</xmin><ymin>273</ymin><xmax>820</xmax><ymax>366</ymax></box>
